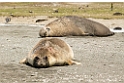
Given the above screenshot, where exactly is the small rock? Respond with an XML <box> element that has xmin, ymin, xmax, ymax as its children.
<box><xmin>29</xmin><ymin>10</ymin><xmax>33</xmax><ymax>13</ymax></box>
<box><xmin>113</xmin><ymin>12</ymin><xmax>122</xmax><ymax>16</ymax></box>
<box><xmin>5</xmin><ymin>17</ymin><xmax>11</xmax><ymax>23</ymax></box>
<box><xmin>113</xmin><ymin>27</ymin><xmax>122</xmax><ymax>30</ymax></box>
<box><xmin>35</xmin><ymin>19</ymin><xmax>48</xmax><ymax>23</ymax></box>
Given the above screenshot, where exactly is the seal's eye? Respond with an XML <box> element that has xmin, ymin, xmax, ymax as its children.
<box><xmin>33</xmin><ymin>56</ymin><xmax>40</xmax><ymax>67</ymax></box>
<box><xmin>46</xmin><ymin>28</ymin><xmax>50</xmax><ymax>31</ymax></box>
<box><xmin>34</xmin><ymin>56</ymin><xmax>40</xmax><ymax>61</ymax></box>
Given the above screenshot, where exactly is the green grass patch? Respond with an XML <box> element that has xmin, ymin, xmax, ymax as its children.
<box><xmin>0</xmin><ymin>2</ymin><xmax>124</xmax><ymax>19</ymax></box>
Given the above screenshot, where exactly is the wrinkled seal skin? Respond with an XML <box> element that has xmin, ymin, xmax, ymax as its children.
<box><xmin>39</xmin><ymin>15</ymin><xmax>114</xmax><ymax>37</ymax></box>
<box><xmin>20</xmin><ymin>38</ymin><xmax>80</xmax><ymax>68</ymax></box>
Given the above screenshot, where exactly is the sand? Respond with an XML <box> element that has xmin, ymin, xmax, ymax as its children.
<box><xmin>0</xmin><ymin>16</ymin><xmax>124</xmax><ymax>83</ymax></box>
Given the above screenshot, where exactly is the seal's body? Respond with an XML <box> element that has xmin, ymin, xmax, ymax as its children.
<box><xmin>39</xmin><ymin>16</ymin><xmax>114</xmax><ymax>37</ymax></box>
<box><xmin>20</xmin><ymin>38</ymin><xmax>80</xmax><ymax>68</ymax></box>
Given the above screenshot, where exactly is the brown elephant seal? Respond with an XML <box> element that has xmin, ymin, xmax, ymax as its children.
<box><xmin>20</xmin><ymin>38</ymin><xmax>80</xmax><ymax>68</ymax></box>
<box><xmin>39</xmin><ymin>15</ymin><xmax>114</xmax><ymax>37</ymax></box>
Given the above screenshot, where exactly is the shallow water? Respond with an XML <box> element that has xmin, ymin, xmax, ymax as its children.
<box><xmin>110</xmin><ymin>28</ymin><xmax>124</xmax><ymax>33</ymax></box>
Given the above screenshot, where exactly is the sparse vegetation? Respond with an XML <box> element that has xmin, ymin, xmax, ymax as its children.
<box><xmin>0</xmin><ymin>2</ymin><xmax>124</xmax><ymax>19</ymax></box>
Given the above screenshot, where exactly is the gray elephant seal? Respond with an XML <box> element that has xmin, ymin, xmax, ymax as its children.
<box><xmin>39</xmin><ymin>16</ymin><xmax>114</xmax><ymax>37</ymax></box>
<box><xmin>20</xmin><ymin>38</ymin><xmax>80</xmax><ymax>68</ymax></box>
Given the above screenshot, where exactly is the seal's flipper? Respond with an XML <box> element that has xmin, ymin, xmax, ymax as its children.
<box><xmin>19</xmin><ymin>58</ymin><xmax>27</xmax><ymax>64</ymax></box>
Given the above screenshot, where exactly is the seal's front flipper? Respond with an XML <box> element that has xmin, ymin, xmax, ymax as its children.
<box><xmin>19</xmin><ymin>58</ymin><xmax>27</xmax><ymax>64</ymax></box>
<box><xmin>72</xmin><ymin>60</ymin><xmax>81</xmax><ymax>65</ymax></box>
<box><xmin>67</xmin><ymin>59</ymin><xmax>81</xmax><ymax>65</ymax></box>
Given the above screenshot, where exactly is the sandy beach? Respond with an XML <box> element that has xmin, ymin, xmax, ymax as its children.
<box><xmin>0</xmin><ymin>16</ymin><xmax>124</xmax><ymax>83</ymax></box>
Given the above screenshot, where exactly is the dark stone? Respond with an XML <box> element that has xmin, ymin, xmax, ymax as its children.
<box><xmin>36</xmin><ymin>19</ymin><xmax>48</xmax><ymax>23</ymax></box>
<box><xmin>113</xmin><ymin>27</ymin><xmax>122</xmax><ymax>30</ymax></box>
<box><xmin>113</xmin><ymin>12</ymin><xmax>122</xmax><ymax>16</ymax></box>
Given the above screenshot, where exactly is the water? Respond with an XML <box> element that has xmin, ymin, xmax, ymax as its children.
<box><xmin>110</xmin><ymin>28</ymin><xmax>124</xmax><ymax>33</ymax></box>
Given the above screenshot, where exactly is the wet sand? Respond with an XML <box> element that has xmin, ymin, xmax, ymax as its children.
<box><xmin>0</xmin><ymin>17</ymin><xmax>124</xmax><ymax>83</ymax></box>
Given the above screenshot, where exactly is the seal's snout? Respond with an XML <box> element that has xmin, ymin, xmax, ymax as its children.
<box><xmin>33</xmin><ymin>56</ymin><xmax>49</xmax><ymax>68</ymax></box>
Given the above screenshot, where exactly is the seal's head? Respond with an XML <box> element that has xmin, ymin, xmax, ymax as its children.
<box><xmin>31</xmin><ymin>47</ymin><xmax>54</xmax><ymax>68</ymax></box>
<box><xmin>39</xmin><ymin>27</ymin><xmax>50</xmax><ymax>37</ymax></box>
<box><xmin>33</xmin><ymin>53</ymin><xmax>49</xmax><ymax>68</ymax></box>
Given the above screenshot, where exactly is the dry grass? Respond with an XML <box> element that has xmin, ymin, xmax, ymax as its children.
<box><xmin>0</xmin><ymin>2</ymin><xmax>124</xmax><ymax>19</ymax></box>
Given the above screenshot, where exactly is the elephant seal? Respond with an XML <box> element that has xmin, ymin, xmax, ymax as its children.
<box><xmin>20</xmin><ymin>38</ymin><xmax>80</xmax><ymax>68</ymax></box>
<box><xmin>39</xmin><ymin>15</ymin><xmax>114</xmax><ymax>37</ymax></box>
